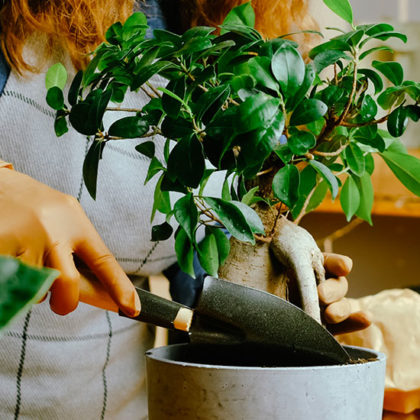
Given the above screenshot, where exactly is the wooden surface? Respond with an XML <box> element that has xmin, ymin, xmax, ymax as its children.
<box><xmin>316</xmin><ymin>149</ymin><xmax>420</xmax><ymax>218</ymax></box>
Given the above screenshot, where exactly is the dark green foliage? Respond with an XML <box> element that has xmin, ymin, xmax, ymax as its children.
<box><xmin>0</xmin><ymin>257</ymin><xmax>59</xmax><ymax>334</ymax></box>
<box><xmin>45</xmin><ymin>0</ymin><xmax>420</xmax><ymax>274</ymax></box>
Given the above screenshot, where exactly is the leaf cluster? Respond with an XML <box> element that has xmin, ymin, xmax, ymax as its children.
<box><xmin>46</xmin><ymin>0</ymin><xmax>420</xmax><ymax>274</ymax></box>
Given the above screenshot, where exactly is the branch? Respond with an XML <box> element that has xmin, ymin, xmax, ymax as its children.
<box><xmin>316</xmin><ymin>218</ymin><xmax>364</xmax><ymax>252</ymax></box>
<box><xmin>294</xmin><ymin>181</ymin><xmax>319</xmax><ymax>225</ymax></box>
<box><xmin>106</xmin><ymin>107</ymin><xmax>143</xmax><ymax>112</ymax></box>
<box><xmin>313</xmin><ymin>143</ymin><xmax>348</xmax><ymax>157</ymax></box>
<box><xmin>341</xmin><ymin>113</ymin><xmax>390</xmax><ymax>128</ymax></box>
<box><xmin>146</xmin><ymin>81</ymin><xmax>162</xmax><ymax>98</ymax></box>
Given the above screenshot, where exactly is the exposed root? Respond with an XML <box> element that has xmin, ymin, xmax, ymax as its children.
<box><xmin>270</xmin><ymin>216</ymin><xmax>325</xmax><ymax>323</ymax></box>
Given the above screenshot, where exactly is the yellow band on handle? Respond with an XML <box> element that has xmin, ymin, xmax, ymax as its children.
<box><xmin>0</xmin><ymin>159</ymin><xmax>14</xmax><ymax>170</ymax></box>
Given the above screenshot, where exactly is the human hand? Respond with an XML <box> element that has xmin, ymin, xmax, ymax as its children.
<box><xmin>0</xmin><ymin>167</ymin><xmax>140</xmax><ymax>317</ymax></box>
<box><xmin>318</xmin><ymin>252</ymin><xmax>371</xmax><ymax>335</ymax></box>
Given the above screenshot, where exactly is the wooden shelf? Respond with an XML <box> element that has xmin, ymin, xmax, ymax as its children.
<box><xmin>315</xmin><ymin>149</ymin><xmax>420</xmax><ymax>218</ymax></box>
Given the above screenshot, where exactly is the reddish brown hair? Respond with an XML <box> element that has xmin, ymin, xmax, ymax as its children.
<box><xmin>183</xmin><ymin>0</ymin><xmax>314</xmax><ymax>40</ymax></box>
<box><xmin>0</xmin><ymin>0</ymin><xmax>134</xmax><ymax>74</ymax></box>
<box><xmin>0</xmin><ymin>0</ymin><xmax>315</xmax><ymax>74</ymax></box>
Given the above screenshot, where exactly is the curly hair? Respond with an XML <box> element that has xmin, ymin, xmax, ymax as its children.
<box><xmin>0</xmin><ymin>0</ymin><xmax>315</xmax><ymax>74</ymax></box>
<box><xmin>0</xmin><ymin>0</ymin><xmax>135</xmax><ymax>74</ymax></box>
<box><xmin>182</xmin><ymin>0</ymin><xmax>314</xmax><ymax>40</ymax></box>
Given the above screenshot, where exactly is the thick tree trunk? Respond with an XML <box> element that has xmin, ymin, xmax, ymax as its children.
<box><xmin>218</xmin><ymin>204</ymin><xmax>289</xmax><ymax>299</ymax></box>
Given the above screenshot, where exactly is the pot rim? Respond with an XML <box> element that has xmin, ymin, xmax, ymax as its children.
<box><xmin>146</xmin><ymin>344</ymin><xmax>386</xmax><ymax>371</ymax></box>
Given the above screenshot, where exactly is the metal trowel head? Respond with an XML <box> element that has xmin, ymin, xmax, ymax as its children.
<box><xmin>189</xmin><ymin>276</ymin><xmax>351</xmax><ymax>365</ymax></box>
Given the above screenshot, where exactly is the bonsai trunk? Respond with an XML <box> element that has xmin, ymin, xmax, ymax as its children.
<box><xmin>218</xmin><ymin>203</ymin><xmax>326</xmax><ymax>323</ymax></box>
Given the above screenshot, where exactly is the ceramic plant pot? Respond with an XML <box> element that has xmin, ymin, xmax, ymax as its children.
<box><xmin>146</xmin><ymin>344</ymin><xmax>386</xmax><ymax>420</ymax></box>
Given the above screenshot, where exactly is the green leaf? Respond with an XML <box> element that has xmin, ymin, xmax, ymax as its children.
<box><xmin>288</xmin><ymin>131</ymin><xmax>316</xmax><ymax>155</ymax></box>
<box><xmin>359</xmin><ymin>94</ymin><xmax>377</xmax><ymax>122</ymax></box>
<box><xmin>54</xmin><ymin>112</ymin><xmax>68</xmax><ymax>137</ymax></box>
<box><xmin>288</xmin><ymin>63</ymin><xmax>316</xmax><ymax>110</ymax></box>
<box><xmin>354</xmin><ymin>173</ymin><xmax>374</xmax><ymax>225</ymax></box>
<box><xmin>290</xmin><ymin>99</ymin><xmax>328</xmax><ymax>126</ymax></box>
<box><xmin>105</xmin><ymin>21</ymin><xmax>123</xmax><ymax>45</ymax></box>
<box><xmin>151</xmin><ymin>222</ymin><xmax>173</xmax><ymax>241</ymax></box>
<box><xmin>372</xmin><ymin>61</ymin><xmax>404</xmax><ymax>86</ymax></box>
<box><xmin>322</xmin><ymin>0</ymin><xmax>353</xmax><ymax>24</ymax></box>
<box><xmin>222</xmin><ymin>177</ymin><xmax>232</xmax><ymax>201</ymax></box>
<box><xmin>196</xmin><ymin>84</ymin><xmax>231</xmax><ymax>124</ymax></box>
<box><xmin>45</xmin><ymin>63</ymin><xmax>68</xmax><ymax>90</ymax></box>
<box><xmin>406</xmin><ymin>105</ymin><xmax>420</xmax><ymax>122</ymax></box>
<box><xmin>271</xmin><ymin>46</ymin><xmax>305</xmax><ymax>96</ymax></box>
<box><xmin>309</xmin><ymin>40</ymin><xmax>351</xmax><ymax>59</ymax></box>
<box><xmin>162</xmin><ymin>78</ymin><xmax>186</xmax><ymax>118</ymax></box>
<box><xmin>340</xmin><ymin>176</ymin><xmax>360</xmax><ymax>221</ymax></box>
<box><xmin>135</xmin><ymin>141</ymin><xmax>155</xmax><ymax>159</ymax></box>
<box><xmin>247</xmin><ymin>56</ymin><xmax>279</xmax><ymax>92</ymax></box>
<box><xmin>358</xmin><ymin>69</ymin><xmax>384</xmax><ymax>95</ymax></box>
<box><xmin>203</xmin><ymin>197</ymin><xmax>255</xmax><ymax>244</ymax></box>
<box><xmin>309</xmin><ymin>160</ymin><xmax>339</xmax><ymax>199</ymax></box>
<box><xmin>144</xmin><ymin>157</ymin><xmax>164</xmax><ymax>184</ymax></box>
<box><xmin>377</xmin><ymin>86</ymin><xmax>405</xmax><ymax>110</ymax></box>
<box><xmin>68</xmin><ymin>70</ymin><xmax>83</xmax><ymax>106</ymax></box>
<box><xmin>83</xmin><ymin>140</ymin><xmax>105</xmax><ymax>200</ymax></box>
<box><xmin>379</xmin><ymin>151</ymin><xmax>420</xmax><ymax>196</ymax></box>
<box><xmin>360</xmin><ymin>46</ymin><xmax>394</xmax><ymax>60</ymax></box>
<box><xmin>197</xmin><ymin>234</ymin><xmax>219</xmax><ymax>277</ymax></box>
<box><xmin>167</xmin><ymin>136</ymin><xmax>205</xmax><ymax>188</ymax></box>
<box><xmin>46</xmin><ymin>87</ymin><xmax>64</xmax><ymax>110</ymax></box>
<box><xmin>221</xmin><ymin>2</ymin><xmax>255</xmax><ymax>29</ymax></box>
<box><xmin>272</xmin><ymin>165</ymin><xmax>300</xmax><ymax>208</ymax></box>
<box><xmin>231</xmin><ymin>201</ymin><xmax>265</xmax><ymax>235</ymax></box>
<box><xmin>241</xmin><ymin>186</ymin><xmax>259</xmax><ymax>205</ymax></box>
<box><xmin>175</xmin><ymin>228</ymin><xmax>195</xmax><ymax>278</ymax></box>
<box><xmin>306</xmin><ymin>180</ymin><xmax>329</xmax><ymax>213</ymax></box>
<box><xmin>237</xmin><ymin>93</ymin><xmax>280</xmax><ymax>133</ymax></box>
<box><xmin>344</xmin><ymin>143</ymin><xmax>365</xmax><ymax>176</ymax></box>
<box><xmin>132</xmin><ymin>61</ymin><xmax>175</xmax><ymax>91</ymax></box>
<box><xmin>387</xmin><ymin>106</ymin><xmax>409</xmax><ymax>138</ymax></box>
<box><xmin>313</xmin><ymin>50</ymin><xmax>350</xmax><ymax>73</ymax></box>
<box><xmin>151</xmin><ymin>175</ymin><xmax>171</xmax><ymax>222</ymax></box>
<box><xmin>0</xmin><ymin>257</ymin><xmax>59</xmax><ymax>334</ymax></box>
<box><xmin>108</xmin><ymin>116</ymin><xmax>149</xmax><ymax>138</ymax></box>
<box><xmin>173</xmin><ymin>193</ymin><xmax>198</xmax><ymax>243</ymax></box>
<box><xmin>206</xmin><ymin>226</ymin><xmax>230</xmax><ymax>266</ymax></box>
<box><xmin>69</xmin><ymin>90</ymin><xmax>112</xmax><ymax>136</ymax></box>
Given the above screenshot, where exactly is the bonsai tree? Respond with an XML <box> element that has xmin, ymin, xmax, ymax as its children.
<box><xmin>44</xmin><ymin>0</ymin><xmax>420</xmax><ymax>323</ymax></box>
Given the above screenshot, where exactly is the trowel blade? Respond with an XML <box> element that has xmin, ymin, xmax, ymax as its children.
<box><xmin>189</xmin><ymin>276</ymin><xmax>351</xmax><ymax>365</ymax></box>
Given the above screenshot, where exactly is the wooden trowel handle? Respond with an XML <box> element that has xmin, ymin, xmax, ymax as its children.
<box><xmin>79</xmin><ymin>273</ymin><xmax>193</xmax><ymax>332</ymax></box>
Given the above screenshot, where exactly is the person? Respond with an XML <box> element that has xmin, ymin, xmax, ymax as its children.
<box><xmin>0</xmin><ymin>0</ymin><xmax>369</xmax><ymax>418</ymax></box>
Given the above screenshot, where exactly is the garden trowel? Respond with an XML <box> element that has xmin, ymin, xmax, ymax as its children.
<box><xmin>80</xmin><ymin>274</ymin><xmax>351</xmax><ymax>364</ymax></box>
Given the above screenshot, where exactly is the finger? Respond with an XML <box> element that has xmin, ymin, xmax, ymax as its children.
<box><xmin>318</xmin><ymin>276</ymin><xmax>348</xmax><ymax>305</ymax></box>
<box><xmin>47</xmin><ymin>245</ymin><xmax>80</xmax><ymax>316</ymax></box>
<box><xmin>323</xmin><ymin>298</ymin><xmax>351</xmax><ymax>324</ymax></box>
<box><xmin>327</xmin><ymin>311</ymin><xmax>372</xmax><ymax>335</ymax></box>
<box><xmin>323</xmin><ymin>253</ymin><xmax>353</xmax><ymax>277</ymax></box>
<box><xmin>75</xmin><ymin>231</ymin><xmax>140</xmax><ymax>318</ymax></box>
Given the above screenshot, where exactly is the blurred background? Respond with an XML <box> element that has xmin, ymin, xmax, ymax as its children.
<box><xmin>303</xmin><ymin>0</ymin><xmax>420</xmax><ymax>297</ymax></box>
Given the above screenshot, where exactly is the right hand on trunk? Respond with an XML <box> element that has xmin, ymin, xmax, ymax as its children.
<box><xmin>0</xmin><ymin>167</ymin><xmax>140</xmax><ymax>317</ymax></box>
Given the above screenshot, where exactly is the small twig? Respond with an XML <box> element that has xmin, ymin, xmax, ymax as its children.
<box><xmin>256</xmin><ymin>167</ymin><xmax>274</xmax><ymax>177</ymax></box>
<box><xmin>316</xmin><ymin>218</ymin><xmax>364</xmax><ymax>251</ymax></box>
<box><xmin>313</xmin><ymin>143</ymin><xmax>348</xmax><ymax>157</ymax></box>
<box><xmin>342</xmin><ymin>114</ymin><xmax>390</xmax><ymax>127</ymax></box>
<box><xmin>254</xmin><ymin>234</ymin><xmax>272</xmax><ymax>243</ymax></box>
<box><xmin>294</xmin><ymin>181</ymin><xmax>319</xmax><ymax>225</ymax></box>
<box><xmin>140</xmin><ymin>85</ymin><xmax>156</xmax><ymax>99</ymax></box>
<box><xmin>146</xmin><ymin>81</ymin><xmax>162</xmax><ymax>98</ymax></box>
<box><xmin>106</xmin><ymin>107</ymin><xmax>142</xmax><ymax>112</ymax></box>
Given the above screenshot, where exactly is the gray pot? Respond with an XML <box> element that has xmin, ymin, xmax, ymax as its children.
<box><xmin>146</xmin><ymin>344</ymin><xmax>386</xmax><ymax>420</ymax></box>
